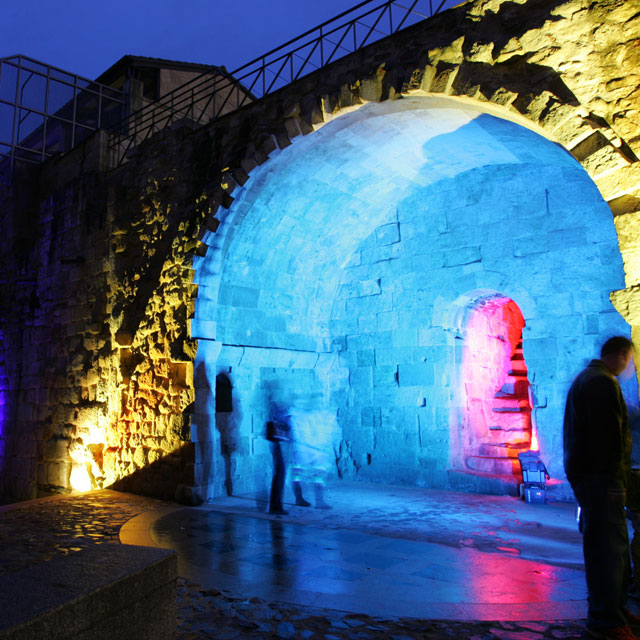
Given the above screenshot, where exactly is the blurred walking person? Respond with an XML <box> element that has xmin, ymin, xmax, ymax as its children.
<box><xmin>265</xmin><ymin>383</ymin><xmax>310</xmax><ymax>515</ymax></box>
<box><xmin>290</xmin><ymin>395</ymin><xmax>339</xmax><ymax>510</ymax></box>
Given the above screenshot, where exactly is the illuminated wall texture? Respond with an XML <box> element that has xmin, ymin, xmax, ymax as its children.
<box><xmin>192</xmin><ymin>96</ymin><xmax>633</xmax><ymax>501</ymax></box>
<box><xmin>0</xmin><ymin>165</ymin><xmax>205</xmax><ymax>503</ymax></box>
<box><xmin>1</xmin><ymin>0</ymin><xmax>639</xmax><ymax>503</ymax></box>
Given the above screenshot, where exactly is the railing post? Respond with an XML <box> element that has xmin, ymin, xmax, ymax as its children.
<box><xmin>97</xmin><ymin>83</ymin><xmax>103</xmax><ymax>130</ymax></box>
<box><xmin>262</xmin><ymin>56</ymin><xmax>266</xmax><ymax>98</ymax></box>
<box><xmin>71</xmin><ymin>73</ymin><xmax>78</xmax><ymax>150</ymax></box>
<box><xmin>213</xmin><ymin>76</ymin><xmax>217</xmax><ymax>119</ymax></box>
<box><xmin>43</xmin><ymin>66</ymin><xmax>51</xmax><ymax>162</ymax></box>
<box><xmin>10</xmin><ymin>59</ymin><xmax>20</xmax><ymax>164</ymax></box>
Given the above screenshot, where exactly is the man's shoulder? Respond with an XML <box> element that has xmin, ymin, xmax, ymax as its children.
<box><xmin>580</xmin><ymin>364</ymin><xmax>621</xmax><ymax>396</ymax></box>
<box><xmin>579</xmin><ymin>360</ymin><xmax>614</xmax><ymax>379</ymax></box>
<box><xmin>571</xmin><ymin>360</ymin><xmax>618</xmax><ymax>391</ymax></box>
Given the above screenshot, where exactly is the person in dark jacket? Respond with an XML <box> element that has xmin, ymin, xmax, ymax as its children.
<box><xmin>266</xmin><ymin>399</ymin><xmax>292</xmax><ymax>516</ymax></box>
<box><xmin>626</xmin><ymin>406</ymin><xmax>640</xmax><ymax>601</ymax></box>
<box><xmin>563</xmin><ymin>336</ymin><xmax>635</xmax><ymax>640</ymax></box>
<box><xmin>265</xmin><ymin>383</ymin><xmax>310</xmax><ymax>516</ymax></box>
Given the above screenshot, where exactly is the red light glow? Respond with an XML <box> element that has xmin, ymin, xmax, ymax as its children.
<box><xmin>530</xmin><ymin>429</ymin><xmax>539</xmax><ymax>452</ymax></box>
<box><xmin>458</xmin><ymin>295</ymin><xmax>533</xmax><ymax>480</ymax></box>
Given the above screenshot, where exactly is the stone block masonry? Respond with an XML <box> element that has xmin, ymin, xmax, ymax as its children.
<box><xmin>0</xmin><ymin>544</ymin><xmax>177</xmax><ymax>640</ymax></box>
<box><xmin>1</xmin><ymin>0</ymin><xmax>639</xmax><ymax>502</ymax></box>
<box><xmin>0</xmin><ymin>131</ymin><xmax>205</xmax><ymax>502</ymax></box>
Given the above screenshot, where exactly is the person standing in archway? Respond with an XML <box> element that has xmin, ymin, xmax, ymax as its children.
<box><xmin>265</xmin><ymin>383</ymin><xmax>310</xmax><ymax>515</ymax></box>
<box><xmin>564</xmin><ymin>336</ymin><xmax>638</xmax><ymax>640</ymax></box>
<box><xmin>266</xmin><ymin>398</ymin><xmax>291</xmax><ymax>516</ymax></box>
<box><xmin>289</xmin><ymin>393</ymin><xmax>338</xmax><ymax>510</ymax></box>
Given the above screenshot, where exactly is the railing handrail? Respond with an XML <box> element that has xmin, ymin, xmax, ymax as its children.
<box><xmin>0</xmin><ymin>54</ymin><xmax>124</xmax><ymax>98</ymax></box>
<box><xmin>0</xmin><ymin>0</ymin><xmax>451</xmax><ymax>184</ymax></box>
<box><xmin>230</xmin><ymin>0</ymin><xmax>378</xmax><ymax>74</ymax></box>
<box><xmin>107</xmin><ymin>0</ymin><xmax>450</xmax><ymax>166</ymax></box>
<box><xmin>0</xmin><ymin>54</ymin><xmax>126</xmax><ymax>186</ymax></box>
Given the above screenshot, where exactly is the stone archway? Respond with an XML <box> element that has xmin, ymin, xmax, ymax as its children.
<box><xmin>191</xmin><ymin>94</ymin><xmax>631</xmax><ymax>501</ymax></box>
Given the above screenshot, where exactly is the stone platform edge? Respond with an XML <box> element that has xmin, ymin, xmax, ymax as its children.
<box><xmin>0</xmin><ymin>543</ymin><xmax>177</xmax><ymax>640</ymax></box>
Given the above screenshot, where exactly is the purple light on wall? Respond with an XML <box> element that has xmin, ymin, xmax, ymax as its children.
<box><xmin>0</xmin><ymin>334</ymin><xmax>5</xmax><ymax>429</ymax></box>
<box><xmin>0</xmin><ymin>331</ymin><xmax>7</xmax><ymax>473</ymax></box>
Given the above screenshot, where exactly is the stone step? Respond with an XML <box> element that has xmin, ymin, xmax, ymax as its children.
<box><xmin>0</xmin><ymin>544</ymin><xmax>177</xmax><ymax>640</ymax></box>
<box><xmin>480</xmin><ymin>441</ymin><xmax>530</xmax><ymax>457</ymax></box>
<box><xmin>447</xmin><ymin>469</ymin><xmax>520</xmax><ymax>497</ymax></box>
<box><xmin>465</xmin><ymin>455</ymin><xmax>521</xmax><ymax>476</ymax></box>
<box><xmin>492</xmin><ymin>405</ymin><xmax>531</xmax><ymax>413</ymax></box>
<box><xmin>488</xmin><ymin>419</ymin><xmax>531</xmax><ymax>439</ymax></box>
<box><xmin>508</xmin><ymin>369</ymin><xmax>528</xmax><ymax>378</ymax></box>
<box><xmin>489</xmin><ymin>425</ymin><xmax>532</xmax><ymax>432</ymax></box>
<box><xmin>494</xmin><ymin>394</ymin><xmax>530</xmax><ymax>405</ymax></box>
<box><xmin>495</xmin><ymin>380</ymin><xmax>529</xmax><ymax>398</ymax></box>
<box><xmin>486</xmin><ymin>429</ymin><xmax>531</xmax><ymax>445</ymax></box>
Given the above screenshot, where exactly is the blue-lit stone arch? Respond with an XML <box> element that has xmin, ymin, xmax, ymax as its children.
<box><xmin>191</xmin><ymin>94</ymin><xmax>632</xmax><ymax>501</ymax></box>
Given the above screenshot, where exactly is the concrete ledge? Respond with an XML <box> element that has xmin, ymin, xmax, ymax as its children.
<box><xmin>0</xmin><ymin>544</ymin><xmax>177</xmax><ymax>640</ymax></box>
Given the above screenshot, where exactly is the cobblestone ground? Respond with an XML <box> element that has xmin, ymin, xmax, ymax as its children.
<box><xmin>0</xmin><ymin>490</ymin><xmax>592</xmax><ymax>639</ymax></box>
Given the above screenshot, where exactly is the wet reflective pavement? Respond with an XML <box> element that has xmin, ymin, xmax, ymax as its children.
<box><xmin>121</xmin><ymin>482</ymin><xmax>591</xmax><ymax>621</ymax></box>
<box><xmin>0</xmin><ymin>490</ymin><xmax>166</xmax><ymax>574</ymax></box>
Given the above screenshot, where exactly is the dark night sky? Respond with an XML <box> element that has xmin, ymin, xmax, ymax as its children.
<box><xmin>1</xmin><ymin>0</ymin><xmax>461</xmax><ymax>81</ymax></box>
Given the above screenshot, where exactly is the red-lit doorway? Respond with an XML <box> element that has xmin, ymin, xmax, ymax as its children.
<box><xmin>456</xmin><ymin>294</ymin><xmax>533</xmax><ymax>482</ymax></box>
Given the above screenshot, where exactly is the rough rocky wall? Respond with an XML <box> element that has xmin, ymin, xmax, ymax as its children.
<box><xmin>1</xmin><ymin>0</ymin><xmax>639</xmax><ymax>502</ymax></box>
<box><xmin>102</xmin><ymin>156</ymin><xmax>205</xmax><ymax>501</ymax></box>
<box><xmin>0</xmin><ymin>131</ymin><xmax>208</xmax><ymax>502</ymax></box>
<box><xmin>0</xmin><ymin>140</ymin><xmax>112</xmax><ymax>501</ymax></box>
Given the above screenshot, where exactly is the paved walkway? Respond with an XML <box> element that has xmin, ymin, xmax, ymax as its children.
<box><xmin>0</xmin><ymin>483</ymin><xmax>625</xmax><ymax>639</ymax></box>
<box><xmin>122</xmin><ymin>482</ymin><xmax>587</xmax><ymax>621</ymax></box>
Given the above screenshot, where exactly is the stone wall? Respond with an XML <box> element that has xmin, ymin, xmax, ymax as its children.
<box><xmin>330</xmin><ymin>150</ymin><xmax>628</xmax><ymax>495</ymax></box>
<box><xmin>188</xmin><ymin>0</ymin><xmax>640</xmax><ymax>499</ymax></box>
<box><xmin>1</xmin><ymin>0</ymin><xmax>639</xmax><ymax>502</ymax></box>
<box><xmin>194</xmin><ymin>96</ymin><xmax>628</xmax><ymax>500</ymax></box>
<box><xmin>0</xmin><ymin>131</ymin><xmax>205</xmax><ymax>502</ymax></box>
<box><xmin>192</xmin><ymin>341</ymin><xmax>327</xmax><ymax>502</ymax></box>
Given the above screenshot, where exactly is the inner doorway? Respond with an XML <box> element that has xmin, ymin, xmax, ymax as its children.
<box><xmin>457</xmin><ymin>295</ymin><xmax>533</xmax><ymax>482</ymax></box>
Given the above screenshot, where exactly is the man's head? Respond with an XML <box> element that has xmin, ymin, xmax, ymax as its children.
<box><xmin>601</xmin><ymin>336</ymin><xmax>635</xmax><ymax>376</ymax></box>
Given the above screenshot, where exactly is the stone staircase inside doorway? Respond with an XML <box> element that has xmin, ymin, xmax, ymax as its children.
<box><xmin>465</xmin><ymin>338</ymin><xmax>532</xmax><ymax>479</ymax></box>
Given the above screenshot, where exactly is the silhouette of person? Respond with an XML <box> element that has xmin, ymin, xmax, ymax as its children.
<box><xmin>563</xmin><ymin>336</ymin><xmax>637</xmax><ymax>638</ymax></box>
<box><xmin>265</xmin><ymin>383</ymin><xmax>310</xmax><ymax>515</ymax></box>
<box><xmin>215</xmin><ymin>372</ymin><xmax>238</xmax><ymax>496</ymax></box>
<box><xmin>626</xmin><ymin>405</ymin><xmax>640</xmax><ymax>601</ymax></box>
<box><xmin>266</xmin><ymin>396</ymin><xmax>291</xmax><ymax>515</ymax></box>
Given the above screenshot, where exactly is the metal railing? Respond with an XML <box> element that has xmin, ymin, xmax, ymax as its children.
<box><xmin>108</xmin><ymin>0</ymin><xmax>450</xmax><ymax>167</ymax></box>
<box><xmin>0</xmin><ymin>55</ymin><xmax>125</xmax><ymax>186</ymax></box>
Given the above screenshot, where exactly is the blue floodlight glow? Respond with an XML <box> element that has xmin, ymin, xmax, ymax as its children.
<box><xmin>190</xmin><ymin>95</ymin><xmax>634</xmax><ymax>501</ymax></box>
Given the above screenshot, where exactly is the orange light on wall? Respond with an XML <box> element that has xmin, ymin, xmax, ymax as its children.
<box><xmin>530</xmin><ymin>429</ymin><xmax>539</xmax><ymax>452</ymax></box>
<box><xmin>68</xmin><ymin>439</ymin><xmax>93</xmax><ymax>492</ymax></box>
